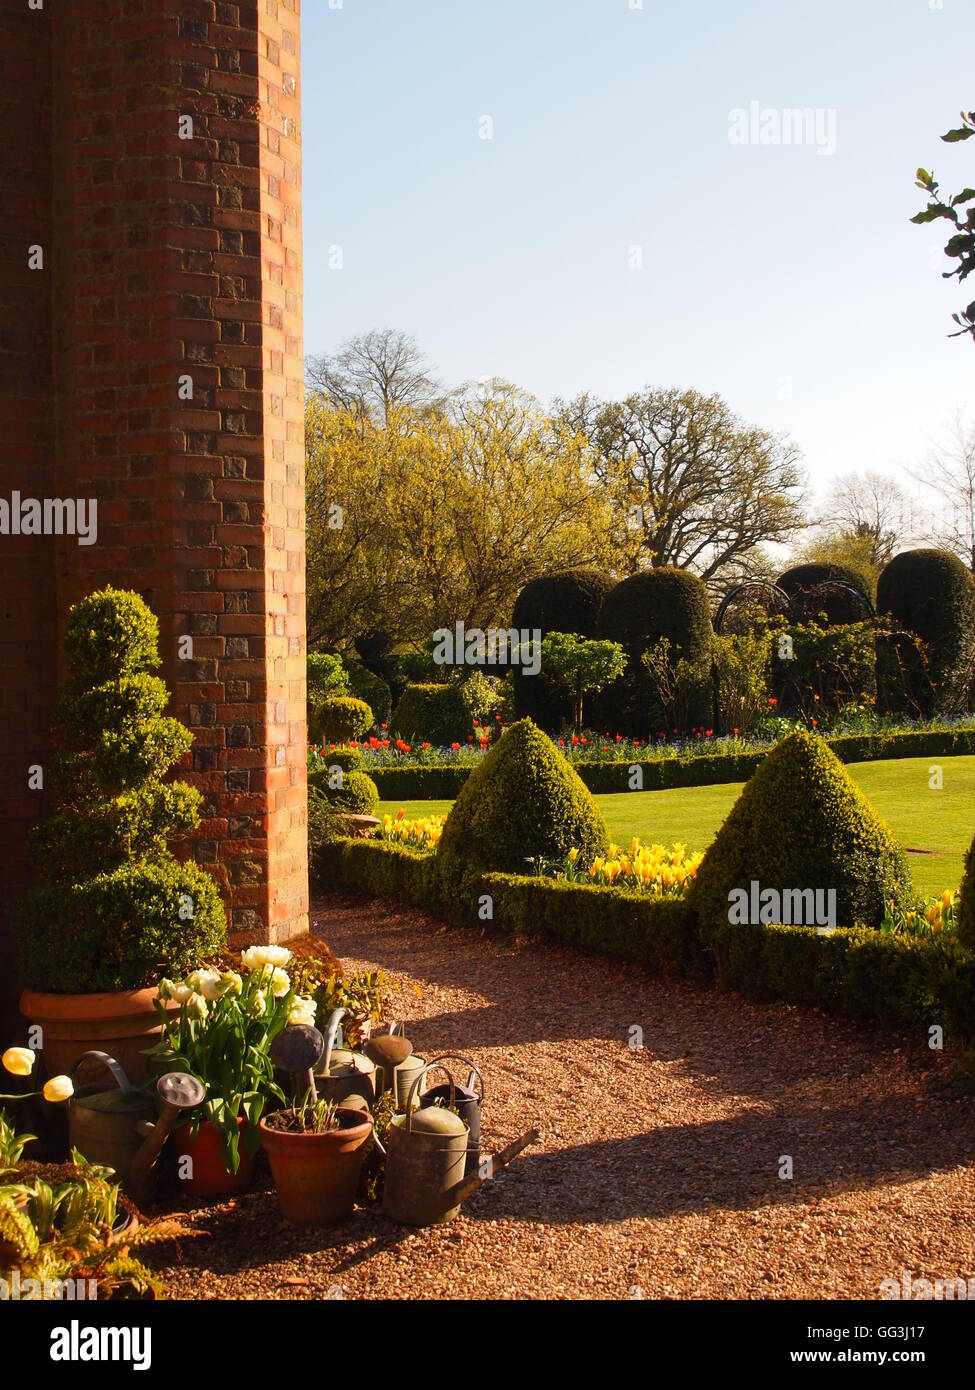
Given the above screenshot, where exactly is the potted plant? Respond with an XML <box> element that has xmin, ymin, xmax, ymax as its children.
<box><xmin>146</xmin><ymin>946</ymin><xmax>322</xmax><ymax>1197</ymax></box>
<box><xmin>259</xmin><ymin>1095</ymin><xmax>373</xmax><ymax>1226</ymax></box>
<box><xmin>14</xmin><ymin>588</ymin><xmax>227</xmax><ymax>1082</ymax></box>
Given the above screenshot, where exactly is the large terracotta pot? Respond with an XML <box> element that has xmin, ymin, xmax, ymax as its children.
<box><xmin>170</xmin><ymin>1117</ymin><xmax>255</xmax><ymax>1199</ymax></box>
<box><xmin>19</xmin><ymin>987</ymin><xmax>175</xmax><ymax>1084</ymax></box>
<box><xmin>259</xmin><ymin>1108</ymin><xmax>373</xmax><ymax>1225</ymax></box>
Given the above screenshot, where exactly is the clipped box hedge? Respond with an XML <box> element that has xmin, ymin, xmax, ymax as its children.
<box><xmin>315</xmin><ymin>837</ymin><xmax>975</xmax><ymax>1043</ymax></box>
<box><xmin>367</xmin><ymin>727</ymin><xmax>975</xmax><ymax>801</ymax></box>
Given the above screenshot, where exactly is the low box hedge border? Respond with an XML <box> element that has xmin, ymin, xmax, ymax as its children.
<box><xmin>315</xmin><ymin>837</ymin><xmax>975</xmax><ymax>1042</ymax></box>
<box><xmin>365</xmin><ymin>728</ymin><xmax>975</xmax><ymax>801</ymax></box>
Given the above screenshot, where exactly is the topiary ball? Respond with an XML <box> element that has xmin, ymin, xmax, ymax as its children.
<box><xmin>689</xmin><ymin>727</ymin><xmax>913</xmax><ymax>934</ymax></box>
<box><xmin>391</xmin><ymin>683</ymin><xmax>471</xmax><ymax>746</ymax></box>
<box><xmin>325</xmin><ymin>769</ymin><xmax>379</xmax><ymax>816</ymax></box>
<box><xmin>63</xmin><ymin>587</ymin><xmax>162</xmax><ymax>685</ymax></box>
<box><xmin>310</xmin><ymin>695</ymin><xmax>374</xmax><ymax>743</ymax></box>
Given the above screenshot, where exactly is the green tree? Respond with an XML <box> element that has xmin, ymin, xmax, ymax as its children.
<box><xmin>559</xmin><ymin>386</ymin><xmax>806</xmax><ymax>587</ymax></box>
<box><xmin>912</xmin><ymin>108</ymin><xmax>975</xmax><ymax>344</ymax></box>
<box><xmin>538</xmin><ymin>632</ymin><xmax>625</xmax><ymax>732</ymax></box>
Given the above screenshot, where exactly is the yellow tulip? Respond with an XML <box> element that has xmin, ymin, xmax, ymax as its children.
<box><xmin>43</xmin><ymin>1075</ymin><xmax>74</xmax><ymax>1103</ymax></box>
<box><xmin>2</xmin><ymin>1047</ymin><xmax>35</xmax><ymax>1078</ymax></box>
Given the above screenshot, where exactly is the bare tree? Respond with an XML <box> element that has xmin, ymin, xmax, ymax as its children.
<box><xmin>305</xmin><ymin>328</ymin><xmax>440</xmax><ymax>423</ymax></box>
<box><xmin>559</xmin><ymin>386</ymin><xmax>807</xmax><ymax>586</ymax></box>
<box><xmin>821</xmin><ymin>471</ymin><xmax>908</xmax><ymax>568</ymax></box>
<box><xmin>909</xmin><ymin>411</ymin><xmax>975</xmax><ymax>572</ymax></box>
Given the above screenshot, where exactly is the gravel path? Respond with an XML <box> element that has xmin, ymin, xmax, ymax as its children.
<box><xmin>146</xmin><ymin>891</ymin><xmax>975</xmax><ymax>1300</ymax></box>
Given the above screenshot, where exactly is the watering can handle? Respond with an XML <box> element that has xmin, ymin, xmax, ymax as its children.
<box><xmin>321</xmin><ymin>1007</ymin><xmax>347</xmax><ymax>1076</ymax></box>
<box><xmin>424</xmin><ymin>1053</ymin><xmax>484</xmax><ymax>1105</ymax></box>
<box><xmin>69</xmin><ymin>1050</ymin><xmax>133</xmax><ymax>1094</ymax></box>
<box><xmin>404</xmin><ymin>1060</ymin><xmax>456</xmax><ymax>1133</ymax></box>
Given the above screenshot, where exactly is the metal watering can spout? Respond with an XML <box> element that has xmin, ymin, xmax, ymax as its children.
<box><xmin>127</xmin><ymin>1071</ymin><xmax>206</xmax><ymax>1201</ymax></box>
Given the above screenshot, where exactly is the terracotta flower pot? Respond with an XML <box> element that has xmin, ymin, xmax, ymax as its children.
<box><xmin>170</xmin><ymin>1117</ymin><xmax>255</xmax><ymax>1199</ymax></box>
<box><xmin>259</xmin><ymin>1108</ymin><xmax>373</xmax><ymax>1225</ymax></box>
<box><xmin>19</xmin><ymin>987</ymin><xmax>176</xmax><ymax>1084</ymax></box>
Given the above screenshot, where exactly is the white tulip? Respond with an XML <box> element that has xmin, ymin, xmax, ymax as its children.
<box><xmin>268</xmin><ymin>968</ymin><xmax>291</xmax><ymax>999</ymax></box>
<box><xmin>240</xmin><ymin>945</ymin><xmax>292</xmax><ymax>972</ymax></box>
<box><xmin>288</xmin><ymin>995</ymin><xmax>317</xmax><ymax>1027</ymax></box>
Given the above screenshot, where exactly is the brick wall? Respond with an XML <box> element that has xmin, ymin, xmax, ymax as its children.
<box><xmin>1</xmin><ymin>0</ymin><xmax>308</xmax><ymax>992</ymax></box>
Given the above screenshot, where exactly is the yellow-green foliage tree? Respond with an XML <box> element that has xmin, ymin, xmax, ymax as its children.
<box><xmin>305</xmin><ymin>388</ymin><xmax>616</xmax><ymax>649</ymax></box>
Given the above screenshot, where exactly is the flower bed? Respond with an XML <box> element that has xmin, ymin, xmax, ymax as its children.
<box><xmin>334</xmin><ymin>724</ymin><xmax>975</xmax><ymax>800</ymax></box>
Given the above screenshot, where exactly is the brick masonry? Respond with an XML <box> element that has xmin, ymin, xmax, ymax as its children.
<box><xmin>0</xmin><ymin>0</ymin><xmax>308</xmax><ymax>994</ymax></box>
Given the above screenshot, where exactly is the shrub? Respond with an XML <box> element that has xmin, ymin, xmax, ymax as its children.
<box><xmin>958</xmin><ymin>834</ymin><xmax>975</xmax><ymax>950</ymax></box>
<box><xmin>309</xmin><ymin>746</ymin><xmax>364</xmax><ymax>778</ymax></box>
<box><xmin>345</xmin><ymin>660</ymin><xmax>392</xmax><ymax>724</ymax></box>
<box><xmin>391</xmin><ymin>682</ymin><xmax>471</xmax><ymax>745</ymax></box>
<box><xmin>771</xmin><ymin>619</ymin><xmax>877</xmax><ymax>722</ymax></box>
<box><xmin>14</xmin><ymin>586</ymin><xmax>226</xmax><ymax>993</ymax></box>
<box><xmin>436</xmin><ymin>718</ymin><xmax>609</xmax><ymax>915</ymax></box>
<box><xmin>325</xmin><ymin>769</ymin><xmax>379</xmax><ymax>816</ymax></box>
<box><xmin>511</xmin><ymin>568</ymin><xmax>614</xmax><ymax>728</ymax></box>
<box><xmin>689</xmin><ymin>728</ymin><xmax>912</xmax><ymax>936</ymax></box>
<box><xmin>307</xmin><ymin>651</ymin><xmax>348</xmax><ymax>704</ymax></box>
<box><xmin>876</xmin><ymin>548</ymin><xmax>975</xmax><ymax>717</ymax></box>
<box><xmin>307</xmin><ymin>785</ymin><xmax>348</xmax><ymax>879</ymax></box>
<box><xmin>310</xmin><ymin>694</ymin><xmax>374</xmax><ymax>743</ymax></box>
<box><xmin>777</xmin><ymin>563</ymin><xmax>873</xmax><ymax>623</ymax></box>
<box><xmin>713</xmin><ymin>628</ymin><xmax>773</xmax><ymax>735</ymax></box>
<box><xmin>598</xmin><ymin>568</ymin><xmax>713</xmax><ymax>736</ymax></box>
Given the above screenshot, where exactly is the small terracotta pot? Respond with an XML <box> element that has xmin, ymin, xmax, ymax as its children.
<box><xmin>259</xmin><ymin>1108</ymin><xmax>373</xmax><ymax>1225</ymax></box>
<box><xmin>19</xmin><ymin>987</ymin><xmax>176</xmax><ymax>1084</ymax></box>
<box><xmin>170</xmin><ymin>1117</ymin><xmax>255</xmax><ymax>1199</ymax></box>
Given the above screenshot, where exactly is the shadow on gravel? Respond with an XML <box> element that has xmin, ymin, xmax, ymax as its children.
<box><xmin>459</xmin><ymin>1091</ymin><xmax>975</xmax><ymax>1225</ymax></box>
<box><xmin>312</xmin><ymin>892</ymin><xmax>927</xmax><ymax>1104</ymax></box>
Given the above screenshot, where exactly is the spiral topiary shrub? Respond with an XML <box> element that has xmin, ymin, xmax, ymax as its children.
<box><xmin>597</xmin><ymin>568</ymin><xmax>713</xmax><ymax>736</ymax></box>
<box><xmin>391</xmin><ymin>682</ymin><xmax>471</xmax><ymax>746</ymax></box>
<box><xmin>689</xmin><ymin>728</ymin><xmax>912</xmax><ymax>941</ymax></box>
<box><xmin>310</xmin><ymin>694</ymin><xmax>374</xmax><ymax>743</ymax></box>
<box><xmin>876</xmin><ymin>548</ymin><xmax>975</xmax><ymax>717</ymax></box>
<box><xmin>511</xmin><ymin>568</ymin><xmax>615</xmax><ymax>729</ymax></box>
<box><xmin>436</xmin><ymin>717</ymin><xmax>609</xmax><ymax>917</ymax></box>
<box><xmin>14</xmin><ymin>587</ymin><xmax>226</xmax><ymax>993</ymax></box>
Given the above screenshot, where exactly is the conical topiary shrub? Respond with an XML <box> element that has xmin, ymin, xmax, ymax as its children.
<box><xmin>436</xmin><ymin>718</ymin><xmax>608</xmax><ymax>908</ymax></box>
<box><xmin>957</xmin><ymin>837</ymin><xmax>975</xmax><ymax>951</ymax></box>
<box><xmin>689</xmin><ymin>728</ymin><xmax>912</xmax><ymax>935</ymax></box>
<box><xmin>15</xmin><ymin>587</ymin><xmax>227</xmax><ymax>993</ymax></box>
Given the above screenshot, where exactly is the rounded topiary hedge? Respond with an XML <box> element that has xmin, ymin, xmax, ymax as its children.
<box><xmin>436</xmin><ymin>718</ymin><xmax>608</xmax><ymax>914</ymax></box>
<box><xmin>310</xmin><ymin>694</ymin><xmax>374</xmax><ymax>743</ymax></box>
<box><xmin>876</xmin><ymin>548</ymin><xmax>975</xmax><ymax>717</ymax></box>
<box><xmin>325</xmin><ymin>768</ymin><xmax>379</xmax><ymax>816</ymax></box>
<box><xmin>597</xmin><ymin>567</ymin><xmax>713</xmax><ymax>737</ymax></box>
<box><xmin>689</xmin><ymin>727</ymin><xmax>912</xmax><ymax>937</ymax></box>
<box><xmin>391</xmin><ymin>682</ymin><xmax>471</xmax><ymax>746</ymax></box>
<box><xmin>777</xmin><ymin>563</ymin><xmax>871</xmax><ymax>601</ymax></box>
<box><xmin>511</xmin><ymin>568</ymin><xmax>614</xmax><ymax>729</ymax></box>
<box><xmin>309</xmin><ymin>746</ymin><xmax>364</xmax><ymax>776</ymax></box>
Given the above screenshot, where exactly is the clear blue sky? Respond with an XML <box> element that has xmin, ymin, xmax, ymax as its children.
<box><xmin>301</xmin><ymin>0</ymin><xmax>974</xmax><ymax>502</ymax></box>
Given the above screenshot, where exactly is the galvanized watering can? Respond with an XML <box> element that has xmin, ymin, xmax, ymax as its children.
<box><xmin>363</xmin><ymin>1022</ymin><xmax>426</xmax><ymax>1111</ymax></box>
<box><xmin>313</xmin><ymin>1009</ymin><xmax>378</xmax><ymax>1106</ymax></box>
<box><xmin>382</xmin><ymin>1060</ymin><xmax>469</xmax><ymax>1227</ymax></box>
<box><xmin>67</xmin><ymin>1052</ymin><xmax>156</xmax><ymax>1194</ymax></box>
<box><xmin>67</xmin><ymin>1051</ymin><xmax>206</xmax><ymax>1203</ymax></box>
<box><xmin>418</xmin><ymin>1052</ymin><xmax>483</xmax><ymax>1177</ymax></box>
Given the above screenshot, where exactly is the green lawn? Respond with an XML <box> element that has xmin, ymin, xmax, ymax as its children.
<box><xmin>377</xmin><ymin>754</ymin><xmax>975</xmax><ymax>897</ymax></box>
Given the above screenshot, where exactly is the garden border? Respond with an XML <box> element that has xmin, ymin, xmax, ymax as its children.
<box><xmin>362</xmin><ymin>728</ymin><xmax>975</xmax><ymax>800</ymax></box>
<box><xmin>315</xmin><ymin>837</ymin><xmax>975</xmax><ymax>1043</ymax></box>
